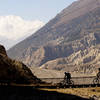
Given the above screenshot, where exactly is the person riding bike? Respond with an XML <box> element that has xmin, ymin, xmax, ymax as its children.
<box><xmin>97</xmin><ymin>68</ymin><xmax>100</xmax><ymax>79</ymax></box>
<box><xmin>64</xmin><ymin>72</ymin><xmax>71</xmax><ymax>83</ymax></box>
<box><xmin>93</xmin><ymin>68</ymin><xmax>100</xmax><ymax>84</ymax></box>
<box><xmin>57</xmin><ymin>72</ymin><xmax>73</xmax><ymax>87</ymax></box>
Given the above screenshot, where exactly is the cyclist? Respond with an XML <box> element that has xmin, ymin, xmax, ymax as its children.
<box><xmin>64</xmin><ymin>72</ymin><xmax>71</xmax><ymax>83</ymax></box>
<box><xmin>97</xmin><ymin>68</ymin><xmax>100</xmax><ymax>79</ymax></box>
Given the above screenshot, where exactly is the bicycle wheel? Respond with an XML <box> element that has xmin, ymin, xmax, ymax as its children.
<box><xmin>60</xmin><ymin>80</ymin><xmax>67</xmax><ymax>85</ymax></box>
<box><xmin>57</xmin><ymin>80</ymin><xmax>65</xmax><ymax>88</ymax></box>
<box><xmin>93</xmin><ymin>78</ymin><xmax>99</xmax><ymax>84</ymax></box>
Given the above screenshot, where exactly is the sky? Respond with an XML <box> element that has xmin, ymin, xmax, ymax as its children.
<box><xmin>0</xmin><ymin>0</ymin><xmax>76</xmax><ymax>49</ymax></box>
<box><xmin>0</xmin><ymin>0</ymin><xmax>76</xmax><ymax>22</ymax></box>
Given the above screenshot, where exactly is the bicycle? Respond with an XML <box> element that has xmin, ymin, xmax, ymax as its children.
<box><xmin>57</xmin><ymin>78</ymin><xmax>74</xmax><ymax>88</ymax></box>
<box><xmin>93</xmin><ymin>77</ymin><xmax>100</xmax><ymax>85</ymax></box>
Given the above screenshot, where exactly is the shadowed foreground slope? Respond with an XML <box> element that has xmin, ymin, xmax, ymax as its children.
<box><xmin>0</xmin><ymin>87</ymin><xmax>89</xmax><ymax>100</ymax></box>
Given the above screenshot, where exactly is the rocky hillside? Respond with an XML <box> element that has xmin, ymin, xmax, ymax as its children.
<box><xmin>0</xmin><ymin>45</ymin><xmax>7</xmax><ymax>56</ymax></box>
<box><xmin>0</xmin><ymin>44</ymin><xmax>40</xmax><ymax>84</ymax></box>
<box><xmin>7</xmin><ymin>0</ymin><xmax>100</xmax><ymax>71</ymax></box>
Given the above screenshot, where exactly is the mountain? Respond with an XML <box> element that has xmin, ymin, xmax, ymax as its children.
<box><xmin>0</xmin><ymin>15</ymin><xmax>45</xmax><ymax>49</ymax></box>
<box><xmin>8</xmin><ymin>0</ymin><xmax>100</xmax><ymax>71</ymax></box>
<box><xmin>0</xmin><ymin>44</ymin><xmax>41</xmax><ymax>84</ymax></box>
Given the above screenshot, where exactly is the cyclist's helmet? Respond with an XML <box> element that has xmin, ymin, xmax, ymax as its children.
<box><xmin>64</xmin><ymin>72</ymin><xmax>67</xmax><ymax>74</ymax></box>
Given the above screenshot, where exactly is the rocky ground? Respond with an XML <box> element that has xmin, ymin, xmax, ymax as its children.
<box><xmin>41</xmin><ymin>87</ymin><xmax>100</xmax><ymax>100</ymax></box>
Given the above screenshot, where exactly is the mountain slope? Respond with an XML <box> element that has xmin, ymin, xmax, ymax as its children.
<box><xmin>0</xmin><ymin>44</ymin><xmax>41</xmax><ymax>84</ymax></box>
<box><xmin>8</xmin><ymin>0</ymin><xmax>100</xmax><ymax>70</ymax></box>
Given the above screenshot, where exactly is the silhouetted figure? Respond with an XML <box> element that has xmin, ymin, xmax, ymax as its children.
<box><xmin>97</xmin><ymin>68</ymin><xmax>100</xmax><ymax>79</ymax></box>
<box><xmin>64</xmin><ymin>72</ymin><xmax>71</xmax><ymax>83</ymax></box>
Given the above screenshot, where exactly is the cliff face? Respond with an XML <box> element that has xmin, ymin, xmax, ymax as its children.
<box><xmin>7</xmin><ymin>0</ymin><xmax>100</xmax><ymax>71</ymax></box>
<box><xmin>0</xmin><ymin>45</ymin><xmax>40</xmax><ymax>84</ymax></box>
<box><xmin>40</xmin><ymin>33</ymin><xmax>100</xmax><ymax>69</ymax></box>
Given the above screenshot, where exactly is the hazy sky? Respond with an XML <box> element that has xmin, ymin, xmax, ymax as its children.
<box><xmin>0</xmin><ymin>0</ymin><xmax>76</xmax><ymax>49</ymax></box>
<box><xmin>0</xmin><ymin>0</ymin><xmax>76</xmax><ymax>22</ymax></box>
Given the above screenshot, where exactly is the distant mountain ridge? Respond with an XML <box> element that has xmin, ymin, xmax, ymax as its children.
<box><xmin>8</xmin><ymin>0</ymin><xmax>100</xmax><ymax>71</ymax></box>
